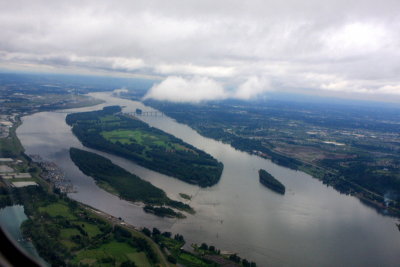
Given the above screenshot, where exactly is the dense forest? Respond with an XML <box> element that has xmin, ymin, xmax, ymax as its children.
<box><xmin>258</xmin><ymin>169</ymin><xmax>285</xmax><ymax>194</ymax></box>
<box><xmin>66</xmin><ymin>106</ymin><xmax>223</xmax><ymax>187</ymax></box>
<box><xmin>70</xmin><ymin>148</ymin><xmax>193</xmax><ymax>216</ymax></box>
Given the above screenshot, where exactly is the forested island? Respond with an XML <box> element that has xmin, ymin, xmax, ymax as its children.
<box><xmin>144</xmin><ymin>99</ymin><xmax>400</xmax><ymax>216</ymax></box>
<box><xmin>66</xmin><ymin>106</ymin><xmax>223</xmax><ymax>187</ymax></box>
<box><xmin>70</xmin><ymin>148</ymin><xmax>193</xmax><ymax>217</ymax></box>
<box><xmin>258</xmin><ymin>169</ymin><xmax>285</xmax><ymax>194</ymax></box>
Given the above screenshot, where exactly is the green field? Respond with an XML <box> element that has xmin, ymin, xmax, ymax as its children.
<box><xmin>38</xmin><ymin>202</ymin><xmax>77</xmax><ymax>220</ymax></box>
<box><xmin>72</xmin><ymin>241</ymin><xmax>145</xmax><ymax>266</ymax></box>
<box><xmin>101</xmin><ymin>129</ymin><xmax>190</xmax><ymax>153</ymax></box>
<box><xmin>178</xmin><ymin>252</ymin><xmax>214</xmax><ymax>267</ymax></box>
<box><xmin>73</xmin><ymin>221</ymin><xmax>102</xmax><ymax>238</ymax></box>
<box><xmin>66</xmin><ymin>106</ymin><xmax>223</xmax><ymax>187</ymax></box>
<box><xmin>18</xmin><ymin>186</ymin><xmax>160</xmax><ymax>267</ymax></box>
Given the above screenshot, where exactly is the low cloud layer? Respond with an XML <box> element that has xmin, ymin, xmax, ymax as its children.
<box><xmin>144</xmin><ymin>76</ymin><xmax>271</xmax><ymax>103</ymax></box>
<box><xmin>1</xmin><ymin>0</ymin><xmax>400</xmax><ymax>101</ymax></box>
<box><xmin>234</xmin><ymin>76</ymin><xmax>271</xmax><ymax>100</ymax></box>
<box><xmin>143</xmin><ymin>76</ymin><xmax>227</xmax><ymax>103</ymax></box>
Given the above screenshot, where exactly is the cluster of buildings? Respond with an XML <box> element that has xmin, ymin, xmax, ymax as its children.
<box><xmin>36</xmin><ymin>158</ymin><xmax>74</xmax><ymax>193</ymax></box>
<box><xmin>0</xmin><ymin>114</ymin><xmax>16</xmax><ymax>138</ymax></box>
<box><xmin>0</xmin><ymin>158</ymin><xmax>38</xmax><ymax>188</ymax></box>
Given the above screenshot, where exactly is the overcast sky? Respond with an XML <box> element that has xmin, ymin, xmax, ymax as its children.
<box><xmin>1</xmin><ymin>0</ymin><xmax>399</xmax><ymax>102</ymax></box>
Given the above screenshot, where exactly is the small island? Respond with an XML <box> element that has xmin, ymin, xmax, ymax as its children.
<box><xmin>179</xmin><ymin>193</ymin><xmax>192</xmax><ymax>200</ymax></box>
<box><xmin>258</xmin><ymin>169</ymin><xmax>285</xmax><ymax>195</ymax></box>
<box><xmin>69</xmin><ymin>147</ymin><xmax>193</xmax><ymax>217</ymax></box>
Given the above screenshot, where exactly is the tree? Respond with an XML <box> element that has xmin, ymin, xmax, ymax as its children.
<box><xmin>141</xmin><ymin>227</ymin><xmax>151</xmax><ymax>237</ymax></box>
<box><xmin>162</xmin><ymin>231</ymin><xmax>171</xmax><ymax>238</ymax></box>
<box><xmin>152</xmin><ymin>227</ymin><xmax>161</xmax><ymax>236</ymax></box>
<box><xmin>121</xmin><ymin>260</ymin><xmax>137</xmax><ymax>267</ymax></box>
<box><xmin>200</xmin><ymin>243</ymin><xmax>208</xmax><ymax>250</ymax></box>
<box><xmin>167</xmin><ymin>255</ymin><xmax>177</xmax><ymax>264</ymax></box>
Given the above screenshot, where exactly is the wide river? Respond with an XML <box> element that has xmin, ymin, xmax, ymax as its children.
<box><xmin>17</xmin><ymin>92</ymin><xmax>400</xmax><ymax>267</ymax></box>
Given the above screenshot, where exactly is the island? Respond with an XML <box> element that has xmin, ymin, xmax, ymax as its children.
<box><xmin>144</xmin><ymin>98</ymin><xmax>400</xmax><ymax>217</ymax></box>
<box><xmin>66</xmin><ymin>106</ymin><xmax>223</xmax><ymax>187</ymax></box>
<box><xmin>258</xmin><ymin>169</ymin><xmax>285</xmax><ymax>194</ymax></box>
<box><xmin>70</xmin><ymin>147</ymin><xmax>193</xmax><ymax>217</ymax></box>
<box><xmin>179</xmin><ymin>193</ymin><xmax>192</xmax><ymax>200</ymax></box>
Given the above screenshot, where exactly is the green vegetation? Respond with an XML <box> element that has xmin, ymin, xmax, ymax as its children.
<box><xmin>0</xmin><ymin>120</ymin><xmax>24</xmax><ymax>157</ymax></box>
<box><xmin>66</xmin><ymin>106</ymin><xmax>223</xmax><ymax>187</ymax></box>
<box><xmin>70</xmin><ymin>147</ymin><xmax>193</xmax><ymax>216</ymax></box>
<box><xmin>145</xmin><ymin>99</ymin><xmax>400</xmax><ymax>217</ymax></box>
<box><xmin>38</xmin><ymin>202</ymin><xmax>78</xmax><ymax>220</ymax></box>
<box><xmin>258</xmin><ymin>169</ymin><xmax>285</xmax><ymax>194</ymax></box>
<box><xmin>179</xmin><ymin>193</ymin><xmax>192</xmax><ymax>200</ymax></box>
<box><xmin>143</xmin><ymin>205</ymin><xmax>185</xmax><ymax>218</ymax></box>
<box><xmin>142</xmin><ymin>228</ymin><xmax>257</xmax><ymax>267</ymax></box>
<box><xmin>8</xmin><ymin>186</ymin><xmax>161</xmax><ymax>267</ymax></box>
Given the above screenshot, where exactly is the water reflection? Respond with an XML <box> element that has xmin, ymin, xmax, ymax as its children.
<box><xmin>16</xmin><ymin>92</ymin><xmax>400</xmax><ymax>267</ymax></box>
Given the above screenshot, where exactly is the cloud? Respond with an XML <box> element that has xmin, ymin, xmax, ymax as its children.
<box><xmin>155</xmin><ymin>63</ymin><xmax>235</xmax><ymax>78</ymax></box>
<box><xmin>1</xmin><ymin>0</ymin><xmax>400</xmax><ymax>101</ymax></box>
<box><xmin>143</xmin><ymin>76</ymin><xmax>228</xmax><ymax>103</ymax></box>
<box><xmin>376</xmin><ymin>85</ymin><xmax>400</xmax><ymax>95</ymax></box>
<box><xmin>144</xmin><ymin>75</ymin><xmax>274</xmax><ymax>103</ymax></box>
<box><xmin>234</xmin><ymin>76</ymin><xmax>271</xmax><ymax>100</ymax></box>
<box><xmin>0</xmin><ymin>52</ymin><xmax>144</xmax><ymax>72</ymax></box>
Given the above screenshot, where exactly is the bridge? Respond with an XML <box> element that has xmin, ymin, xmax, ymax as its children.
<box><xmin>125</xmin><ymin>111</ymin><xmax>164</xmax><ymax>117</ymax></box>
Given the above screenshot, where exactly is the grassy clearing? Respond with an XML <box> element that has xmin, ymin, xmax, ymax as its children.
<box><xmin>127</xmin><ymin>252</ymin><xmax>151</xmax><ymax>267</ymax></box>
<box><xmin>73</xmin><ymin>221</ymin><xmax>101</xmax><ymax>238</ymax></box>
<box><xmin>72</xmin><ymin>241</ymin><xmax>149</xmax><ymax>266</ymax></box>
<box><xmin>70</xmin><ymin>233</ymin><xmax>151</xmax><ymax>266</ymax></box>
<box><xmin>101</xmin><ymin>128</ymin><xmax>187</xmax><ymax>152</ymax></box>
<box><xmin>38</xmin><ymin>202</ymin><xmax>77</xmax><ymax>220</ymax></box>
<box><xmin>179</xmin><ymin>252</ymin><xmax>211</xmax><ymax>266</ymax></box>
<box><xmin>60</xmin><ymin>228</ymin><xmax>80</xmax><ymax>239</ymax></box>
<box><xmin>61</xmin><ymin>240</ymin><xmax>79</xmax><ymax>250</ymax></box>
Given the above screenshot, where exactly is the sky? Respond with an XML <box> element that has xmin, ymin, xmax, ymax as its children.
<box><xmin>1</xmin><ymin>0</ymin><xmax>400</xmax><ymax>102</ymax></box>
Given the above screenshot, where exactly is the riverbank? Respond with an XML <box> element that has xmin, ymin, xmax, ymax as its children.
<box><xmin>15</xmin><ymin>92</ymin><xmax>400</xmax><ymax>267</ymax></box>
<box><xmin>66</xmin><ymin>106</ymin><xmax>224</xmax><ymax>187</ymax></box>
<box><xmin>69</xmin><ymin>147</ymin><xmax>193</xmax><ymax>217</ymax></box>
<box><xmin>143</xmin><ymin>99</ymin><xmax>400</xmax><ymax>218</ymax></box>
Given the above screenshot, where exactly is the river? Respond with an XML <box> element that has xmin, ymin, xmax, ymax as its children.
<box><xmin>0</xmin><ymin>205</ymin><xmax>47</xmax><ymax>266</ymax></box>
<box><xmin>16</xmin><ymin>92</ymin><xmax>400</xmax><ymax>267</ymax></box>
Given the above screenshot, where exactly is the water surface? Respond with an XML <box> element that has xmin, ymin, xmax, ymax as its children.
<box><xmin>16</xmin><ymin>92</ymin><xmax>400</xmax><ymax>267</ymax></box>
<box><xmin>0</xmin><ymin>205</ymin><xmax>47</xmax><ymax>265</ymax></box>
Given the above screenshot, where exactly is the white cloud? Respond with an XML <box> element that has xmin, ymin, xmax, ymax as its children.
<box><xmin>155</xmin><ymin>63</ymin><xmax>235</xmax><ymax>77</ymax></box>
<box><xmin>144</xmin><ymin>75</ymin><xmax>275</xmax><ymax>103</ymax></box>
<box><xmin>375</xmin><ymin>85</ymin><xmax>400</xmax><ymax>95</ymax></box>
<box><xmin>321</xmin><ymin>80</ymin><xmax>350</xmax><ymax>91</ymax></box>
<box><xmin>1</xmin><ymin>0</ymin><xmax>400</xmax><ymax>101</ymax></box>
<box><xmin>234</xmin><ymin>76</ymin><xmax>271</xmax><ymax>100</ymax></box>
<box><xmin>143</xmin><ymin>76</ymin><xmax>228</xmax><ymax>103</ymax></box>
<box><xmin>321</xmin><ymin>22</ymin><xmax>390</xmax><ymax>58</ymax></box>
